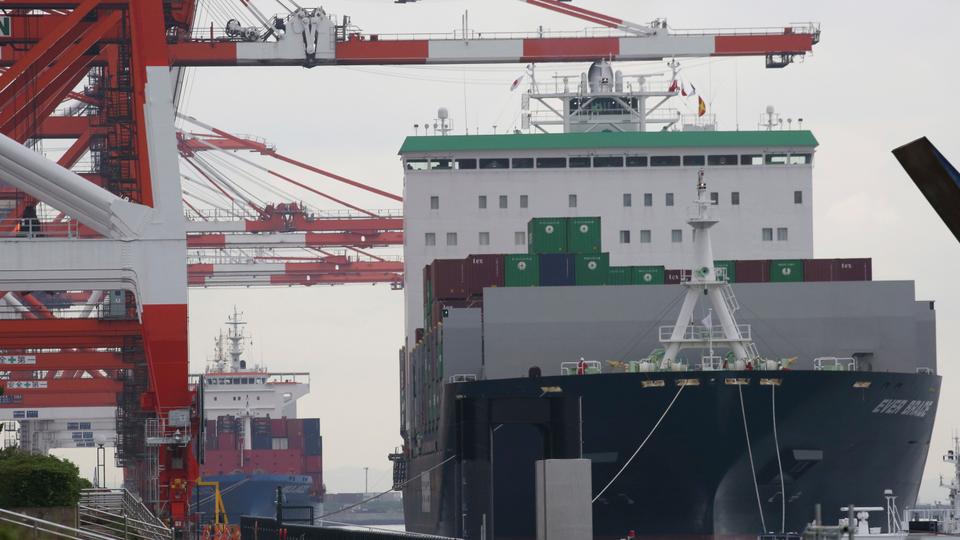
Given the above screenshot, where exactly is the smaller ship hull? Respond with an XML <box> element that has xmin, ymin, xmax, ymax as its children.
<box><xmin>198</xmin><ymin>473</ymin><xmax>316</xmax><ymax>524</ymax></box>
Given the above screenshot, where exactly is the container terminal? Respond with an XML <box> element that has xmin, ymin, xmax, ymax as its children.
<box><xmin>0</xmin><ymin>1</ymin><xmax>955</xmax><ymax>539</ymax></box>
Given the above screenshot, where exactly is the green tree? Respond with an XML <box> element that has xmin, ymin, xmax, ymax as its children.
<box><xmin>0</xmin><ymin>448</ymin><xmax>88</xmax><ymax>507</ymax></box>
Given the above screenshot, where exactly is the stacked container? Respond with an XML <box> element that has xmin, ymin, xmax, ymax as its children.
<box><xmin>539</xmin><ymin>253</ymin><xmax>576</xmax><ymax>286</ymax></box>
<box><xmin>567</xmin><ymin>217</ymin><xmax>601</xmax><ymax>254</ymax></box>
<box><xmin>575</xmin><ymin>253</ymin><xmax>609</xmax><ymax>285</ymax></box>
<box><xmin>527</xmin><ymin>218</ymin><xmax>568</xmax><ymax>254</ymax></box>
<box><xmin>770</xmin><ymin>260</ymin><xmax>804</xmax><ymax>282</ymax></box>
<box><xmin>465</xmin><ymin>254</ymin><xmax>504</xmax><ymax>298</ymax></box>
<box><xmin>635</xmin><ymin>266</ymin><xmax>666</xmax><ymax>285</ymax></box>
<box><xmin>505</xmin><ymin>254</ymin><xmax>539</xmax><ymax>287</ymax></box>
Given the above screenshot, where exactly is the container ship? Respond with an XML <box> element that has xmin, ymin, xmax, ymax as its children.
<box><xmin>191</xmin><ymin>309</ymin><xmax>324</xmax><ymax>524</ymax></box>
<box><xmin>391</xmin><ymin>61</ymin><xmax>941</xmax><ymax>539</ymax></box>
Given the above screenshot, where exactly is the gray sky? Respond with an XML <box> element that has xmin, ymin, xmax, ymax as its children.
<box><xmin>57</xmin><ymin>0</ymin><xmax>960</xmax><ymax>499</ymax></box>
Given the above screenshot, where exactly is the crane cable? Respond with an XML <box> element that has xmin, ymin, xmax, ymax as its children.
<box><xmin>592</xmin><ymin>382</ymin><xmax>685</xmax><ymax>503</ymax></box>
<box><xmin>738</xmin><ymin>383</ymin><xmax>767</xmax><ymax>533</ymax></box>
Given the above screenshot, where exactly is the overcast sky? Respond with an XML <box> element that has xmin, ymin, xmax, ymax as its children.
<box><xmin>53</xmin><ymin>0</ymin><xmax>960</xmax><ymax>499</ymax></box>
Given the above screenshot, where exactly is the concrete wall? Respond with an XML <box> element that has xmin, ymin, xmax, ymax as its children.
<box><xmin>459</xmin><ymin>281</ymin><xmax>937</xmax><ymax>380</ymax></box>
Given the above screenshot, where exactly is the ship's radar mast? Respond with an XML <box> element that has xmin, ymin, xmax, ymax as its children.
<box><xmin>225</xmin><ymin>307</ymin><xmax>247</xmax><ymax>371</ymax></box>
<box><xmin>659</xmin><ymin>171</ymin><xmax>761</xmax><ymax>369</ymax></box>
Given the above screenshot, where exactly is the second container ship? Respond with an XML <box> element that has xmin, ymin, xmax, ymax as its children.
<box><xmin>191</xmin><ymin>309</ymin><xmax>325</xmax><ymax>524</ymax></box>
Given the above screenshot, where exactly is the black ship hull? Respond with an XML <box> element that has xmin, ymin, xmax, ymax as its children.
<box><xmin>400</xmin><ymin>370</ymin><xmax>940</xmax><ymax>540</ymax></box>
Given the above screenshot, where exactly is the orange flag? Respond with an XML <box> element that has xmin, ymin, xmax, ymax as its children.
<box><xmin>698</xmin><ymin>96</ymin><xmax>706</xmax><ymax>117</ymax></box>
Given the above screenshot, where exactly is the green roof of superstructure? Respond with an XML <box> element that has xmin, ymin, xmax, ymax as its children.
<box><xmin>398</xmin><ymin>130</ymin><xmax>818</xmax><ymax>154</ymax></box>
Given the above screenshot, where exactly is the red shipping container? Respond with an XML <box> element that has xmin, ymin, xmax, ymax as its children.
<box><xmin>465</xmin><ymin>254</ymin><xmax>505</xmax><ymax>298</ymax></box>
<box><xmin>217</xmin><ymin>432</ymin><xmax>237</xmax><ymax>451</ymax></box>
<box><xmin>735</xmin><ymin>260</ymin><xmax>771</xmax><ymax>283</ymax></box>
<box><xmin>305</xmin><ymin>455</ymin><xmax>322</xmax><ymax>473</ymax></box>
<box><xmin>271</xmin><ymin>418</ymin><xmax>287</xmax><ymax>437</ymax></box>
<box><xmin>665</xmin><ymin>269</ymin><xmax>682</xmax><ymax>284</ymax></box>
<box><xmin>431</xmin><ymin>259</ymin><xmax>468</xmax><ymax>301</ymax></box>
<box><xmin>802</xmin><ymin>259</ymin><xmax>833</xmax><ymax>282</ymax></box>
<box><xmin>833</xmin><ymin>258</ymin><xmax>872</xmax><ymax>281</ymax></box>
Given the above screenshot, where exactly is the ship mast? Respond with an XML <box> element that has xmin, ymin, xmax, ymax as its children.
<box><xmin>226</xmin><ymin>307</ymin><xmax>247</xmax><ymax>372</ymax></box>
<box><xmin>660</xmin><ymin>170</ymin><xmax>760</xmax><ymax>368</ymax></box>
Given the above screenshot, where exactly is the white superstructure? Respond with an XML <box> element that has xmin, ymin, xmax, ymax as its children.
<box><xmin>190</xmin><ymin>309</ymin><xmax>309</xmax><ymax>421</ymax></box>
<box><xmin>399</xmin><ymin>62</ymin><xmax>816</xmax><ymax>348</ymax></box>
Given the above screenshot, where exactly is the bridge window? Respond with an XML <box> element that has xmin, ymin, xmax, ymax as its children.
<box><xmin>626</xmin><ymin>156</ymin><xmax>648</xmax><ymax>167</ymax></box>
<box><xmin>741</xmin><ymin>154</ymin><xmax>763</xmax><ymax>166</ymax></box>
<box><xmin>789</xmin><ymin>153</ymin><xmax>812</xmax><ymax>165</ymax></box>
<box><xmin>765</xmin><ymin>153</ymin><xmax>789</xmax><ymax>165</ymax></box>
<box><xmin>536</xmin><ymin>157</ymin><xmax>566</xmax><ymax>169</ymax></box>
<box><xmin>455</xmin><ymin>159</ymin><xmax>477</xmax><ymax>170</ymax></box>
<box><xmin>594</xmin><ymin>156</ymin><xmax>624</xmax><ymax>168</ymax></box>
<box><xmin>651</xmin><ymin>155</ymin><xmax>681</xmax><ymax>167</ymax></box>
<box><xmin>430</xmin><ymin>159</ymin><xmax>453</xmax><ymax>170</ymax></box>
<box><xmin>683</xmin><ymin>155</ymin><xmax>706</xmax><ymax>166</ymax></box>
<box><xmin>512</xmin><ymin>157</ymin><xmax>534</xmax><ymax>169</ymax></box>
<box><xmin>569</xmin><ymin>156</ymin><xmax>591</xmax><ymax>168</ymax></box>
<box><xmin>708</xmin><ymin>154</ymin><xmax>738</xmax><ymax>166</ymax></box>
<box><xmin>405</xmin><ymin>159</ymin><xmax>429</xmax><ymax>171</ymax></box>
<box><xmin>479</xmin><ymin>158</ymin><xmax>509</xmax><ymax>169</ymax></box>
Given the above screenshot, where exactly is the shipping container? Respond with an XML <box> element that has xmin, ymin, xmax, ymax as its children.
<box><xmin>252</xmin><ymin>433</ymin><xmax>272</xmax><ymax>450</ymax></box>
<box><xmin>527</xmin><ymin>218</ymin><xmax>568</xmax><ymax>254</ymax></box>
<box><xmin>714</xmin><ymin>260</ymin><xmax>736</xmax><ymax>282</ymax></box>
<box><xmin>770</xmin><ymin>260</ymin><xmax>804</xmax><ymax>282</ymax></box>
<box><xmin>217</xmin><ymin>432</ymin><xmax>236</xmax><ymax>451</ymax></box>
<box><xmin>664</xmin><ymin>269</ymin><xmax>692</xmax><ymax>284</ymax></box>
<box><xmin>567</xmin><ymin>217</ymin><xmax>602</xmax><ymax>254</ymax></box>
<box><xmin>539</xmin><ymin>253</ymin><xmax>576</xmax><ymax>286</ymax></box>
<box><xmin>802</xmin><ymin>259</ymin><xmax>833</xmax><ymax>282</ymax></box>
<box><xmin>304</xmin><ymin>420</ymin><xmax>322</xmax><ymax>456</ymax></box>
<box><xmin>504</xmin><ymin>254</ymin><xmax>540</xmax><ymax>287</ymax></box>
<box><xmin>270</xmin><ymin>419</ymin><xmax>287</xmax><ymax>437</ymax></box>
<box><xmin>305</xmin><ymin>455</ymin><xmax>322</xmax><ymax>473</ymax></box>
<box><xmin>423</xmin><ymin>263</ymin><xmax>432</xmax><ymax>306</ymax></box>
<box><xmin>635</xmin><ymin>266</ymin><xmax>666</xmax><ymax>285</ymax></box>
<box><xmin>607</xmin><ymin>266</ymin><xmax>634</xmax><ymax>285</ymax></box>
<box><xmin>465</xmin><ymin>254</ymin><xmax>505</xmax><ymax>298</ymax></box>
<box><xmin>430</xmin><ymin>259</ymin><xmax>468</xmax><ymax>300</ymax></box>
<box><xmin>415</xmin><ymin>328</ymin><xmax>425</xmax><ymax>343</ymax></box>
<box><xmin>252</xmin><ymin>417</ymin><xmax>271</xmax><ymax>434</ymax></box>
<box><xmin>833</xmin><ymin>258</ymin><xmax>872</xmax><ymax>281</ymax></box>
<box><xmin>575</xmin><ymin>253</ymin><xmax>609</xmax><ymax>285</ymax></box>
<box><xmin>735</xmin><ymin>260</ymin><xmax>770</xmax><ymax>283</ymax></box>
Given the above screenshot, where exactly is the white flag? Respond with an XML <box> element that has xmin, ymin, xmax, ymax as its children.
<box><xmin>701</xmin><ymin>311</ymin><xmax>713</xmax><ymax>328</ymax></box>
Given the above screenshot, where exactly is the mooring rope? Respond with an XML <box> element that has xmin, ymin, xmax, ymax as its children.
<box><xmin>738</xmin><ymin>383</ymin><xmax>767</xmax><ymax>533</ymax></box>
<box><xmin>592</xmin><ymin>382</ymin><xmax>686</xmax><ymax>503</ymax></box>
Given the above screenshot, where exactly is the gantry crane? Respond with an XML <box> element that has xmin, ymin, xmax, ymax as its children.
<box><xmin>0</xmin><ymin>0</ymin><xmax>819</xmax><ymax>533</ymax></box>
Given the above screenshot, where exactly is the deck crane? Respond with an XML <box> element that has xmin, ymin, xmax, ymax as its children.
<box><xmin>0</xmin><ymin>0</ymin><xmax>820</xmax><ymax>534</ymax></box>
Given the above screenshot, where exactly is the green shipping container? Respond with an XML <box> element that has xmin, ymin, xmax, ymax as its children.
<box><xmin>575</xmin><ymin>253</ymin><xmax>609</xmax><ymax>285</ymax></box>
<box><xmin>607</xmin><ymin>266</ymin><xmax>634</xmax><ymax>285</ymax></box>
<box><xmin>504</xmin><ymin>254</ymin><xmax>540</xmax><ymax>286</ymax></box>
<box><xmin>770</xmin><ymin>260</ymin><xmax>804</xmax><ymax>282</ymax></box>
<box><xmin>634</xmin><ymin>266</ymin><xmax>666</xmax><ymax>285</ymax></box>
<box><xmin>567</xmin><ymin>216</ymin><xmax>602</xmax><ymax>254</ymax></box>
<box><xmin>527</xmin><ymin>218</ymin><xmax>568</xmax><ymax>254</ymax></box>
<box><xmin>714</xmin><ymin>260</ymin><xmax>736</xmax><ymax>282</ymax></box>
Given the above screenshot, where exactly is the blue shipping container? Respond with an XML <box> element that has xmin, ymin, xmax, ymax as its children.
<box><xmin>303</xmin><ymin>419</ymin><xmax>322</xmax><ymax>456</ymax></box>
<box><xmin>538</xmin><ymin>253</ymin><xmax>576</xmax><ymax>286</ymax></box>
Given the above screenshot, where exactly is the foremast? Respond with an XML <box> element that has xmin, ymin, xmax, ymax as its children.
<box><xmin>661</xmin><ymin>170</ymin><xmax>760</xmax><ymax>368</ymax></box>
